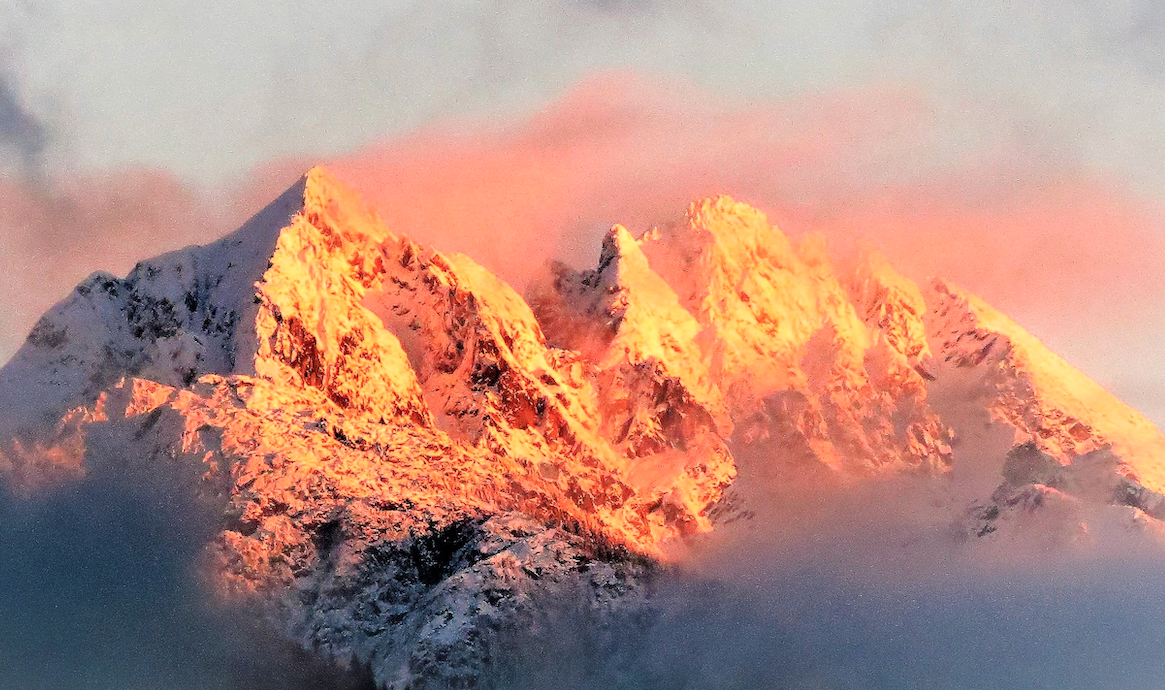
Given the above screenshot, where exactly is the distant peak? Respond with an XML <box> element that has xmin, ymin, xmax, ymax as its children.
<box><xmin>303</xmin><ymin>163</ymin><xmax>339</xmax><ymax>183</ymax></box>
<box><xmin>605</xmin><ymin>223</ymin><xmax>639</xmax><ymax>253</ymax></box>
<box><xmin>596</xmin><ymin>224</ymin><xmax>651</xmax><ymax>282</ymax></box>
<box><xmin>296</xmin><ymin>165</ymin><xmax>391</xmax><ymax>245</ymax></box>
<box><xmin>685</xmin><ymin>194</ymin><xmax>766</xmax><ymax>227</ymax></box>
<box><xmin>666</xmin><ymin>194</ymin><xmax>796</xmax><ymax>267</ymax></box>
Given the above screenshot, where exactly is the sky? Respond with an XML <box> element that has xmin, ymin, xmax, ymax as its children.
<box><xmin>0</xmin><ymin>0</ymin><xmax>1164</xmax><ymax>422</ymax></box>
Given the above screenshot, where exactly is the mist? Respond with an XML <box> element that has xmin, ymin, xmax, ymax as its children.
<box><xmin>6</xmin><ymin>435</ymin><xmax>1165</xmax><ymax>688</ymax></box>
<box><xmin>497</xmin><ymin>475</ymin><xmax>1165</xmax><ymax>689</ymax></box>
<box><xmin>0</xmin><ymin>69</ymin><xmax>46</xmax><ymax>178</ymax></box>
<box><xmin>515</xmin><ymin>560</ymin><xmax>1165</xmax><ymax>689</ymax></box>
<box><xmin>0</xmin><ymin>448</ymin><xmax>380</xmax><ymax>690</ymax></box>
<box><xmin>6</xmin><ymin>0</ymin><xmax>1165</xmax><ymax>193</ymax></box>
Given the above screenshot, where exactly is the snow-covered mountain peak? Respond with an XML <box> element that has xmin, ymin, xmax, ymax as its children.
<box><xmin>681</xmin><ymin>194</ymin><xmax>791</xmax><ymax>260</ymax></box>
<box><xmin>5</xmin><ymin>169</ymin><xmax>1165</xmax><ymax>687</ymax></box>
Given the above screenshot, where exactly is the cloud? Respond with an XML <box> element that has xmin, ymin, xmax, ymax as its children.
<box><xmin>5</xmin><ymin>71</ymin><xmax>1163</xmax><ymax>418</ymax></box>
<box><xmin>0</xmin><ymin>66</ymin><xmax>46</xmax><ymax>177</ymax></box>
<box><xmin>496</xmin><ymin>475</ymin><xmax>1165</xmax><ymax>690</ymax></box>
<box><xmin>5</xmin><ymin>0</ymin><xmax>1165</xmax><ymax>201</ymax></box>
<box><xmin>297</xmin><ymin>73</ymin><xmax>1165</xmax><ymax>366</ymax></box>
<box><xmin>0</xmin><ymin>451</ymin><xmax>378</xmax><ymax>690</ymax></box>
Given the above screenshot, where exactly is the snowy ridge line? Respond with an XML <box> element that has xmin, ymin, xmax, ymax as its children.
<box><xmin>2</xmin><ymin>166</ymin><xmax>1164</xmax><ymax>688</ymax></box>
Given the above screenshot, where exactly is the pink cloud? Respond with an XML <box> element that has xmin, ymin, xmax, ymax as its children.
<box><xmin>284</xmin><ymin>73</ymin><xmax>1163</xmax><ymax>329</ymax></box>
<box><xmin>5</xmin><ymin>72</ymin><xmax>1163</xmax><ymax>379</ymax></box>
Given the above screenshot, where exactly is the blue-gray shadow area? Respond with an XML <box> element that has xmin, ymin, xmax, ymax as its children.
<box><xmin>644</xmin><ymin>565</ymin><xmax>1165</xmax><ymax>689</ymax></box>
<box><xmin>499</xmin><ymin>471</ymin><xmax>1165</xmax><ymax>690</ymax></box>
<box><xmin>500</xmin><ymin>558</ymin><xmax>1165</xmax><ymax>690</ymax></box>
<box><xmin>0</xmin><ymin>473</ymin><xmax>377</xmax><ymax>690</ymax></box>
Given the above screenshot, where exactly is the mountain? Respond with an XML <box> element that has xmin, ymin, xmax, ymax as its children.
<box><xmin>1</xmin><ymin>167</ymin><xmax>1163</xmax><ymax>687</ymax></box>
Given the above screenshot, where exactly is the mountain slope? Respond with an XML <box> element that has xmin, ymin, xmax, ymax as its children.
<box><xmin>635</xmin><ymin>196</ymin><xmax>950</xmax><ymax>477</ymax></box>
<box><xmin>926</xmin><ymin>278</ymin><xmax>1165</xmax><ymax>494</ymax></box>
<box><xmin>531</xmin><ymin>225</ymin><xmax>736</xmax><ymax>536</ymax></box>
<box><xmin>2</xmin><ymin>168</ymin><xmax>1164</xmax><ymax>687</ymax></box>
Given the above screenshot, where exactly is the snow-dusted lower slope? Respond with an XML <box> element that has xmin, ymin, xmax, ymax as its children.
<box><xmin>74</xmin><ymin>374</ymin><xmax>650</xmax><ymax>688</ymax></box>
<box><xmin>2</xmin><ymin>169</ymin><xmax>1165</xmax><ymax>687</ymax></box>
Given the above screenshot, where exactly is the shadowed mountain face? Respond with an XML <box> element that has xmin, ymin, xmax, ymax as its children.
<box><xmin>1</xmin><ymin>167</ymin><xmax>1164</xmax><ymax>688</ymax></box>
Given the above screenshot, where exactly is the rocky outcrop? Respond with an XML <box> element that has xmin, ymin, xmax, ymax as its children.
<box><xmin>966</xmin><ymin>442</ymin><xmax>1165</xmax><ymax>546</ymax></box>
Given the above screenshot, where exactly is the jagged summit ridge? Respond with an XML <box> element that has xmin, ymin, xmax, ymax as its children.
<box><xmin>3</xmin><ymin>171</ymin><xmax>1165</xmax><ymax>688</ymax></box>
<box><xmin>0</xmin><ymin>167</ymin><xmax>732</xmax><ymax>552</ymax></box>
<box><xmin>625</xmin><ymin>195</ymin><xmax>950</xmax><ymax>476</ymax></box>
<box><xmin>0</xmin><ymin>167</ymin><xmax>423</xmax><ymax>437</ymax></box>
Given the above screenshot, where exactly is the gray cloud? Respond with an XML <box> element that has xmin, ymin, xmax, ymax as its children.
<box><xmin>5</xmin><ymin>0</ymin><xmax>1163</xmax><ymax>194</ymax></box>
<box><xmin>0</xmin><ymin>460</ymin><xmax>378</xmax><ymax>690</ymax></box>
<box><xmin>498</xmin><ymin>476</ymin><xmax>1165</xmax><ymax>689</ymax></box>
<box><xmin>0</xmin><ymin>66</ymin><xmax>46</xmax><ymax>177</ymax></box>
